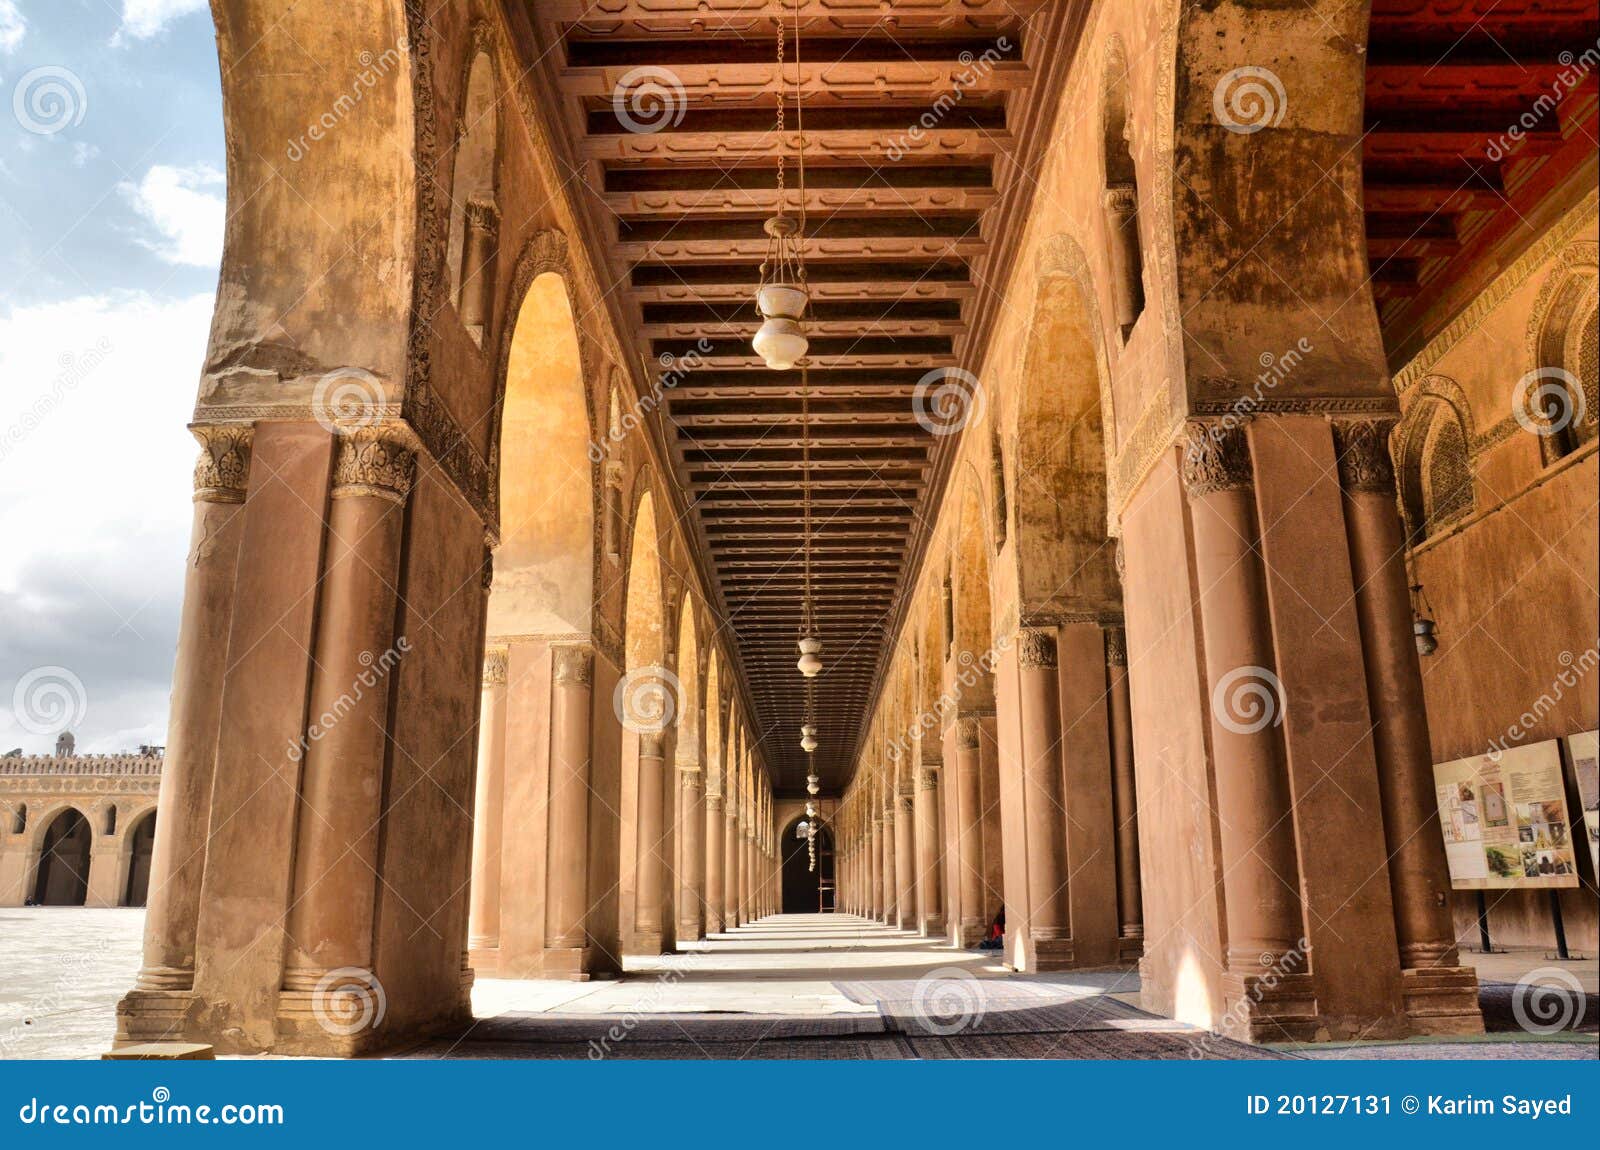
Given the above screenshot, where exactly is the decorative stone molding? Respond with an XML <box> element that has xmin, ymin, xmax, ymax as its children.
<box><xmin>482</xmin><ymin>647</ymin><xmax>508</xmax><ymax>686</ymax></box>
<box><xmin>552</xmin><ymin>644</ymin><xmax>593</xmax><ymax>687</ymax></box>
<box><xmin>192</xmin><ymin>425</ymin><xmax>253</xmax><ymax>503</ymax></box>
<box><xmin>1332</xmin><ymin>418</ymin><xmax>1399</xmax><ymax>494</ymax></box>
<box><xmin>1104</xmin><ymin>626</ymin><xmax>1128</xmax><ymax>668</ymax></box>
<box><xmin>1017</xmin><ymin>627</ymin><xmax>1059</xmax><ymax>669</ymax></box>
<box><xmin>332</xmin><ymin>427</ymin><xmax>418</xmax><ymax>504</ymax></box>
<box><xmin>1180</xmin><ymin>420</ymin><xmax>1253</xmax><ymax>496</ymax></box>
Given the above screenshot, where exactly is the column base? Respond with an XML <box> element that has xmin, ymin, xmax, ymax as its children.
<box><xmin>114</xmin><ymin>988</ymin><xmax>197</xmax><ymax>1048</ymax></box>
<box><xmin>1022</xmin><ymin>935</ymin><xmax>1077</xmax><ymax>973</ymax></box>
<box><xmin>542</xmin><ymin>945</ymin><xmax>613</xmax><ymax>981</ymax></box>
<box><xmin>955</xmin><ymin>918</ymin><xmax>985</xmax><ymax>948</ymax></box>
<box><xmin>1219</xmin><ymin>970</ymin><xmax>1322</xmax><ymax>1044</ymax></box>
<box><xmin>1400</xmin><ymin>965</ymin><xmax>1484</xmax><ymax>1035</ymax></box>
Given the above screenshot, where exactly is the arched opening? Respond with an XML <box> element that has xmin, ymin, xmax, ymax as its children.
<box><xmin>31</xmin><ymin>808</ymin><xmax>92</xmax><ymax>906</ymax></box>
<box><xmin>781</xmin><ymin>815</ymin><xmax>834</xmax><ymax>914</ymax></box>
<box><xmin>620</xmin><ymin>487</ymin><xmax>671</xmax><ymax>954</ymax></box>
<box><xmin>950</xmin><ymin>472</ymin><xmax>1004</xmax><ymax>943</ymax></box>
<box><xmin>122</xmin><ymin>811</ymin><xmax>157</xmax><ymax>907</ymax></box>
<box><xmin>1100</xmin><ymin>36</ymin><xmax>1145</xmax><ymax>338</ymax></box>
<box><xmin>447</xmin><ymin>47</ymin><xmax>500</xmax><ymax>345</ymax></box>
<box><xmin>473</xmin><ymin>261</ymin><xmax>597</xmax><ymax>978</ymax></box>
<box><xmin>490</xmin><ymin>270</ymin><xmax>594</xmax><ymax>638</ymax></box>
<box><xmin>1398</xmin><ymin>397</ymin><xmax>1474</xmax><ymax>543</ymax></box>
<box><xmin>1530</xmin><ymin>265</ymin><xmax>1598</xmax><ymax>461</ymax></box>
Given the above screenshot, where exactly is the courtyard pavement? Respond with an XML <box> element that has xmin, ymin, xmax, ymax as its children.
<box><xmin>2</xmin><ymin>908</ymin><xmax>1594</xmax><ymax>1060</ymax></box>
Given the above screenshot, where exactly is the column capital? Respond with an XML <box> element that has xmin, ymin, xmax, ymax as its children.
<box><xmin>332</xmin><ymin>425</ymin><xmax>417</xmax><ymax>504</ymax></box>
<box><xmin>482</xmin><ymin>645</ymin><xmax>508</xmax><ymax>686</ymax></box>
<box><xmin>552</xmin><ymin>643</ymin><xmax>593</xmax><ymax>686</ymax></box>
<box><xmin>1331</xmin><ymin>417</ymin><xmax>1398</xmax><ymax>494</ymax></box>
<box><xmin>1181</xmin><ymin>419</ymin><xmax>1253</xmax><ymax>497</ymax></box>
<box><xmin>191</xmin><ymin>424</ymin><xmax>254</xmax><ymax>503</ymax></box>
<box><xmin>1104</xmin><ymin>625</ymin><xmax>1128</xmax><ymax>668</ymax></box>
<box><xmin>1102</xmin><ymin>181</ymin><xmax>1138</xmax><ymax>216</ymax></box>
<box><xmin>1017</xmin><ymin>627</ymin><xmax>1059</xmax><ymax>669</ymax></box>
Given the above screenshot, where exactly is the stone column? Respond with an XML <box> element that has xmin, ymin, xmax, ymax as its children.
<box><xmin>704</xmin><ymin>791</ymin><xmax>725</xmax><ymax>933</ymax></box>
<box><xmin>128</xmin><ymin>427</ymin><xmax>252</xmax><ymax>1009</ymax></box>
<box><xmin>1182</xmin><ymin>422</ymin><xmax>1315</xmax><ymax>1036</ymax></box>
<box><xmin>881</xmin><ymin>800</ymin><xmax>898</xmax><ymax>924</ymax></box>
<box><xmin>278</xmin><ymin>428</ymin><xmax>414</xmax><ymax>1048</ymax></box>
<box><xmin>1016</xmin><ymin>628</ymin><xmax>1075</xmax><ymax>970</ymax></box>
<box><xmin>677</xmin><ymin>766</ymin><xmax>705</xmax><ymax>942</ymax></box>
<box><xmin>1102</xmin><ymin>183</ymin><xmax>1144</xmax><ymax>330</ymax></box>
<box><xmin>894</xmin><ymin>789</ymin><xmax>915</xmax><ymax>930</ymax></box>
<box><xmin>952</xmin><ymin>716</ymin><xmax>986</xmax><ymax>946</ymax></box>
<box><xmin>633</xmin><ymin>732</ymin><xmax>667</xmax><ymax>954</ymax></box>
<box><xmin>469</xmin><ymin>646</ymin><xmax>508</xmax><ymax>961</ymax></box>
<box><xmin>914</xmin><ymin>765</ymin><xmax>945</xmax><ymax>935</ymax></box>
<box><xmin>723</xmin><ymin>787</ymin><xmax>741</xmax><ymax>928</ymax></box>
<box><xmin>543</xmin><ymin>643</ymin><xmax>595</xmax><ymax>976</ymax></box>
<box><xmin>1333</xmin><ymin>419</ymin><xmax>1481</xmax><ymax>1033</ymax></box>
<box><xmin>1104</xmin><ymin>626</ymin><xmax>1143</xmax><ymax>958</ymax></box>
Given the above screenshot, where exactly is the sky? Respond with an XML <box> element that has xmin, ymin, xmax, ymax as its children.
<box><xmin>0</xmin><ymin>0</ymin><xmax>223</xmax><ymax>754</ymax></box>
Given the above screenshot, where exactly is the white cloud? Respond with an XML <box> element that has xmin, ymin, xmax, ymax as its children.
<box><xmin>119</xmin><ymin>162</ymin><xmax>224</xmax><ymax>267</ymax></box>
<box><xmin>114</xmin><ymin>0</ymin><xmax>207</xmax><ymax>43</ymax></box>
<box><xmin>0</xmin><ymin>290</ymin><xmax>212</xmax><ymax>753</ymax></box>
<box><xmin>0</xmin><ymin>1</ymin><xmax>24</xmax><ymax>54</ymax></box>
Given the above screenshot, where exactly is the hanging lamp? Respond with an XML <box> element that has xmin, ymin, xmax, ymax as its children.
<box><xmin>754</xmin><ymin>6</ymin><xmax>809</xmax><ymax>371</ymax></box>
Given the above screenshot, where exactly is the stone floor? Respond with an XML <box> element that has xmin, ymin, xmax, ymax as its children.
<box><xmin>2</xmin><ymin>908</ymin><xmax>1595</xmax><ymax>1060</ymax></box>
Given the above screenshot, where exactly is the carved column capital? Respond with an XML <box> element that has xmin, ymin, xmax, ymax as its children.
<box><xmin>1181</xmin><ymin>419</ymin><xmax>1253</xmax><ymax>496</ymax></box>
<box><xmin>1017</xmin><ymin>627</ymin><xmax>1059</xmax><ymax>669</ymax></box>
<box><xmin>192</xmin><ymin>424</ymin><xmax>253</xmax><ymax>503</ymax></box>
<box><xmin>482</xmin><ymin>646</ymin><xmax>508</xmax><ymax>686</ymax></box>
<box><xmin>552</xmin><ymin>643</ymin><xmax>593</xmax><ymax>686</ymax></box>
<box><xmin>1104</xmin><ymin>626</ymin><xmax>1128</xmax><ymax>668</ymax></box>
<box><xmin>332</xmin><ymin>426</ymin><xmax>417</xmax><ymax>504</ymax></box>
<box><xmin>1103</xmin><ymin>181</ymin><xmax>1138</xmax><ymax>217</ymax></box>
<box><xmin>1331</xmin><ymin>417</ymin><xmax>1399</xmax><ymax>494</ymax></box>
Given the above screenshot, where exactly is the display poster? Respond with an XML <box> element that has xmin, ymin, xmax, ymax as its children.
<box><xmin>1564</xmin><ymin>729</ymin><xmax>1599</xmax><ymax>876</ymax></box>
<box><xmin>1432</xmin><ymin>740</ymin><xmax>1579</xmax><ymax>889</ymax></box>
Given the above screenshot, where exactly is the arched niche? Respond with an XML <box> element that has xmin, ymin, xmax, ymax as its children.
<box><xmin>488</xmin><ymin>271</ymin><xmax>594</xmax><ymax>637</ymax></box>
<box><xmin>122</xmin><ymin>810</ymin><xmax>158</xmax><ymax>907</ymax></box>
<box><xmin>1013</xmin><ymin>272</ymin><xmax>1120</xmax><ymax>616</ymax></box>
<box><xmin>32</xmin><ymin>807</ymin><xmax>91</xmax><ymax>906</ymax></box>
<box><xmin>447</xmin><ymin>42</ymin><xmax>501</xmax><ymax>345</ymax></box>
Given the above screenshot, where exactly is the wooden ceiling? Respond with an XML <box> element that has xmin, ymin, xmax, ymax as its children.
<box><xmin>522</xmin><ymin>0</ymin><xmax>1081</xmax><ymax>793</ymax></box>
<box><xmin>1364</xmin><ymin>0</ymin><xmax>1598</xmax><ymax>361</ymax></box>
